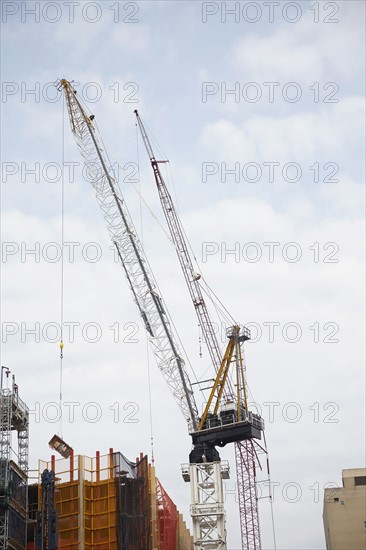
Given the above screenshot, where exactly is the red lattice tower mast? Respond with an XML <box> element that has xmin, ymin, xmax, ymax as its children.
<box><xmin>236</xmin><ymin>441</ymin><xmax>261</xmax><ymax>549</ymax></box>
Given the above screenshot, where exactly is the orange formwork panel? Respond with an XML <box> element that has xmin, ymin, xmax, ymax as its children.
<box><xmin>39</xmin><ymin>450</ymin><xmax>151</xmax><ymax>550</ymax></box>
<box><xmin>39</xmin><ymin>452</ymin><xmax>118</xmax><ymax>549</ymax></box>
<box><xmin>56</xmin><ymin>481</ymin><xmax>79</xmax><ymax>548</ymax></box>
<box><xmin>148</xmin><ymin>464</ymin><xmax>159</xmax><ymax>549</ymax></box>
<box><xmin>84</xmin><ymin>479</ymin><xmax>117</xmax><ymax>548</ymax></box>
<box><xmin>38</xmin><ymin>450</ymin><xmax>192</xmax><ymax>549</ymax></box>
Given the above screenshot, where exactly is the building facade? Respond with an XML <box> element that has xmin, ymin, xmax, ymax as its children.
<box><xmin>323</xmin><ymin>468</ymin><xmax>366</xmax><ymax>550</ymax></box>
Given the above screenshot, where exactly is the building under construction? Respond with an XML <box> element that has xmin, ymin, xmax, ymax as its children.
<box><xmin>28</xmin><ymin>450</ymin><xmax>192</xmax><ymax>550</ymax></box>
<box><xmin>1</xmin><ymin>374</ymin><xmax>192</xmax><ymax>550</ymax></box>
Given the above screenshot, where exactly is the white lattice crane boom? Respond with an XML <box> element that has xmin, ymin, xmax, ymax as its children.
<box><xmin>58</xmin><ymin>78</ymin><xmax>231</xmax><ymax>549</ymax></box>
<box><xmin>58</xmin><ymin>79</ymin><xmax>199</xmax><ymax>431</ymax></box>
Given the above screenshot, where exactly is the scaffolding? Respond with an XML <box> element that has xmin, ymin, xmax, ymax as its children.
<box><xmin>0</xmin><ymin>376</ymin><xmax>29</xmax><ymax>550</ymax></box>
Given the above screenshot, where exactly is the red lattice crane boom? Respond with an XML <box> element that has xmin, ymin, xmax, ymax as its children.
<box><xmin>135</xmin><ymin>110</ymin><xmax>265</xmax><ymax>550</ymax></box>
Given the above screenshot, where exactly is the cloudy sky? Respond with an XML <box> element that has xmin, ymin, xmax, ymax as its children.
<box><xmin>0</xmin><ymin>1</ymin><xmax>365</xmax><ymax>548</ymax></box>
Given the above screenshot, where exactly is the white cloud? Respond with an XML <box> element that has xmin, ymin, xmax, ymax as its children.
<box><xmin>200</xmin><ymin>97</ymin><xmax>365</xmax><ymax>164</ymax></box>
<box><xmin>231</xmin><ymin>4</ymin><xmax>365</xmax><ymax>82</ymax></box>
<box><xmin>1</xmin><ymin>4</ymin><xmax>365</xmax><ymax>547</ymax></box>
<box><xmin>108</xmin><ymin>24</ymin><xmax>151</xmax><ymax>52</ymax></box>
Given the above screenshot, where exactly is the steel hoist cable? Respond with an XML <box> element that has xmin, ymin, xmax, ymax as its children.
<box><xmin>59</xmin><ymin>92</ymin><xmax>65</xmax><ymax>437</ymax></box>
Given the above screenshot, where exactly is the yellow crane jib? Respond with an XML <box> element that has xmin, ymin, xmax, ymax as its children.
<box><xmin>192</xmin><ymin>325</ymin><xmax>263</xmax><ymax>448</ymax></box>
